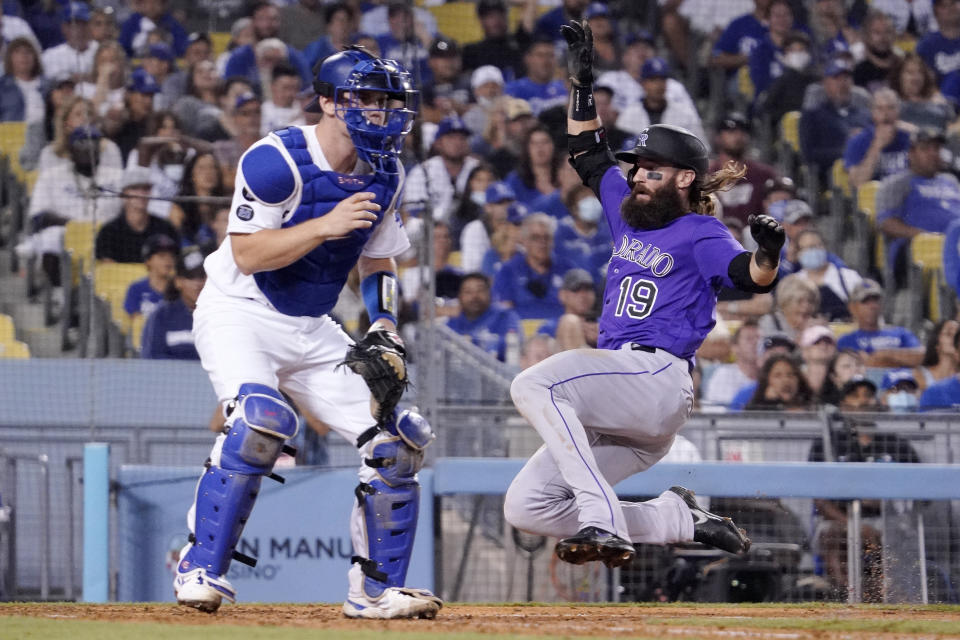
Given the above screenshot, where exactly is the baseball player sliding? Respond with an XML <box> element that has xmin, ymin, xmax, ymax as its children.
<box><xmin>173</xmin><ymin>47</ymin><xmax>442</xmax><ymax>619</ymax></box>
<box><xmin>503</xmin><ymin>21</ymin><xmax>786</xmax><ymax>568</ymax></box>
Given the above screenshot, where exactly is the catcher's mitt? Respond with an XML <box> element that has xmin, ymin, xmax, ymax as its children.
<box><xmin>340</xmin><ymin>328</ymin><xmax>408</xmax><ymax>425</ymax></box>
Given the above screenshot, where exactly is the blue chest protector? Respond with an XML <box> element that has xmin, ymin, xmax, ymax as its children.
<box><xmin>253</xmin><ymin>127</ymin><xmax>400</xmax><ymax>317</ymax></box>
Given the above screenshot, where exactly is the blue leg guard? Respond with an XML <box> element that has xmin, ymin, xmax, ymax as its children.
<box><xmin>179</xmin><ymin>384</ymin><xmax>299</xmax><ymax>580</ymax></box>
<box><xmin>352</xmin><ymin>409</ymin><xmax>435</xmax><ymax>598</ymax></box>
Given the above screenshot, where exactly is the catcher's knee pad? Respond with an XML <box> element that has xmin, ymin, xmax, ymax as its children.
<box><xmin>180</xmin><ymin>384</ymin><xmax>298</xmax><ymax>578</ymax></box>
<box><xmin>352</xmin><ymin>409</ymin><xmax>434</xmax><ymax>596</ymax></box>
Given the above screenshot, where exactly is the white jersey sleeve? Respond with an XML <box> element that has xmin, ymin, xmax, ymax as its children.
<box><xmin>227</xmin><ymin>136</ymin><xmax>300</xmax><ymax>235</ymax></box>
<box><xmin>361</xmin><ymin>163</ymin><xmax>411</xmax><ymax>259</ymax></box>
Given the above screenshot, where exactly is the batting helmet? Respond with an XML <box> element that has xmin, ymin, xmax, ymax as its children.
<box><xmin>307</xmin><ymin>46</ymin><xmax>419</xmax><ymax>174</ymax></box>
<box><xmin>615</xmin><ymin>124</ymin><xmax>709</xmax><ymax>178</ymax></box>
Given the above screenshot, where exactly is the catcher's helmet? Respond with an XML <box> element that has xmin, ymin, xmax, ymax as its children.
<box><xmin>615</xmin><ymin>124</ymin><xmax>709</xmax><ymax>178</ymax></box>
<box><xmin>307</xmin><ymin>46</ymin><xmax>419</xmax><ymax>174</ymax></box>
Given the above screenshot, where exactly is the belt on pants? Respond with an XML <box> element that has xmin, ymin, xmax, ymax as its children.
<box><xmin>629</xmin><ymin>343</ymin><xmax>693</xmax><ymax>374</ymax></box>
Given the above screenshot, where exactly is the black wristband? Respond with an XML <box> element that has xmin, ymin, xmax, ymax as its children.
<box><xmin>755</xmin><ymin>247</ymin><xmax>779</xmax><ymax>270</ymax></box>
<box><xmin>569</xmin><ymin>84</ymin><xmax>597</xmax><ymax>122</ymax></box>
<box><xmin>568</xmin><ymin>127</ymin><xmax>607</xmax><ymax>157</ymax></box>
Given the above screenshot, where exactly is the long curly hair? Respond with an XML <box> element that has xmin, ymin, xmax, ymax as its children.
<box><xmin>689</xmin><ymin>160</ymin><xmax>747</xmax><ymax>216</ymax></box>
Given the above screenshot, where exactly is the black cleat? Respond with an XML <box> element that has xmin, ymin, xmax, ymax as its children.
<box><xmin>555</xmin><ymin>526</ymin><xmax>636</xmax><ymax>568</ymax></box>
<box><xmin>670</xmin><ymin>486</ymin><xmax>751</xmax><ymax>555</ymax></box>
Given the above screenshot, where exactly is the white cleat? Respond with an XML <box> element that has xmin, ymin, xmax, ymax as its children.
<box><xmin>342</xmin><ymin>586</ymin><xmax>442</xmax><ymax>619</ymax></box>
<box><xmin>174</xmin><ymin>565</ymin><xmax>237</xmax><ymax>614</ymax></box>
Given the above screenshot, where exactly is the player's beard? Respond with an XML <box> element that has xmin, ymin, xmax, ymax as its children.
<box><xmin>620</xmin><ymin>176</ymin><xmax>687</xmax><ymax>230</ymax></box>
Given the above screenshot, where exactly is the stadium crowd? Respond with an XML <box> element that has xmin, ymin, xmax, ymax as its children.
<box><xmin>2</xmin><ymin>0</ymin><xmax>960</xmax><ymax>415</ymax></box>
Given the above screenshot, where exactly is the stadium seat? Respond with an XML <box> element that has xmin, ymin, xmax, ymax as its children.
<box><xmin>429</xmin><ymin>2</ymin><xmax>484</xmax><ymax>45</ymax></box>
<box><xmin>0</xmin><ymin>313</ymin><xmax>14</xmax><ymax>342</ymax></box>
<box><xmin>0</xmin><ymin>121</ymin><xmax>28</xmax><ymax>177</ymax></box>
<box><xmin>910</xmin><ymin>233</ymin><xmax>946</xmax><ymax>322</ymax></box>
<box><xmin>830</xmin><ymin>159</ymin><xmax>851</xmax><ymax>199</ymax></box>
<box><xmin>855</xmin><ymin>180</ymin><xmax>885</xmax><ymax>270</ymax></box>
<box><xmin>737</xmin><ymin>65</ymin><xmax>754</xmax><ymax>103</ymax></box>
<box><xmin>209</xmin><ymin>32</ymin><xmax>231</xmax><ymax>58</ymax></box>
<box><xmin>0</xmin><ymin>339</ymin><xmax>30</xmax><ymax>358</ymax></box>
<box><xmin>93</xmin><ymin>261</ymin><xmax>147</xmax><ymax>336</ymax></box>
<box><xmin>828</xmin><ymin>321</ymin><xmax>855</xmax><ymax>340</ymax></box>
<box><xmin>521</xmin><ymin>318</ymin><xmax>545</xmax><ymax>340</ymax></box>
<box><xmin>779</xmin><ymin>111</ymin><xmax>801</xmax><ymax>154</ymax></box>
<box><xmin>448</xmin><ymin>250</ymin><xmax>462</xmax><ymax>268</ymax></box>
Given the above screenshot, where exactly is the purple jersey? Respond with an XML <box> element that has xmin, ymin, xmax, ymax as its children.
<box><xmin>596</xmin><ymin>166</ymin><xmax>747</xmax><ymax>359</ymax></box>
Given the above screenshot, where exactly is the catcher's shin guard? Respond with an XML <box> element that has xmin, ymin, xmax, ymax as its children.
<box><xmin>177</xmin><ymin>384</ymin><xmax>298</xmax><ymax>593</ymax></box>
<box><xmin>351</xmin><ymin>409</ymin><xmax>435</xmax><ymax>598</ymax></box>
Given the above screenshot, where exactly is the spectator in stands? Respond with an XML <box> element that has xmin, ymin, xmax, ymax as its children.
<box><xmin>819</xmin><ymin>348</ymin><xmax>867</xmax><ymax>404</ymax></box>
<box><xmin>762</xmin><ymin>175</ymin><xmax>798</xmax><ymax>214</ymax></box>
<box><xmin>448</xmin><ymin>164</ymin><xmax>496</xmax><ymax>251</ymax></box>
<box><xmin>836</xmin><ymin>279</ymin><xmax>925</xmax><ymax>366</ymax></box>
<box><xmin>20</xmin><ymin>76</ymin><xmax>75</xmax><ymax>171</ymax></box>
<box><xmin>105</xmin><ymin>68</ymin><xmax>159</xmax><ymax>161</ymax></box>
<box><xmin>596</xmin><ymin>31</ymin><xmax>696</xmax><ymax>119</ymax></box>
<box><xmin>747</xmin><ymin>353</ymin><xmax>815</xmax><ymax>410</ymax></box>
<box><xmin>481</xmin><ymin>202</ymin><xmax>524</xmax><ymax>276</ymax></box>
<box><xmin>711</xmin><ymin>0</ymin><xmax>773</xmax><ymax>76</ymax></box>
<box><xmin>535</xmin><ymin>268</ymin><xmax>598</xmax><ymax>351</ymax></box>
<box><xmin>759</xmin><ymin>273</ymin><xmax>822</xmax><ymax>342</ymax></box>
<box><xmin>793</xmin><ymin>228</ymin><xmax>864</xmax><ymax>320</ymax></box>
<box><xmin>889</xmin><ymin>53</ymin><xmax>952</xmax><ymax>131</ymax></box>
<box><xmin>277</xmin><ymin>0</ymin><xmax>326</xmax><ymax>52</ymax></box>
<box><xmin>768</xmin><ymin>198</ymin><xmax>847</xmax><ymax>276</ymax></box>
<box><xmin>482</xmin><ymin>97</ymin><xmax>535</xmax><ymax>178</ymax></box>
<box><xmin>0</xmin><ymin>10</ymin><xmax>42</xmax><ymax>56</ymax></box>
<box><xmin>76</xmin><ymin>39</ymin><xmax>127</xmax><ymax>120</ymax></box>
<box><xmin>141</xmin><ymin>245</ymin><xmax>205</xmax><ymax>360</ymax></box>
<box><xmin>405</xmin><ymin>115</ymin><xmax>480</xmax><ymax>223</ymax></box>
<box><xmin>422</xmin><ymin>37</ymin><xmax>471</xmax><ymax>122</ymax></box>
<box><xmin>878</xmin><ymin>128</ymin><xmax>960</xmax><ymax>282</ymax></box>
<box><xmin>917</xmin><ymin>0</ymin><xmax>960</xmax><ymax>86</ymax></box>
<box><xmin>461</xmin><ymin>180</ymin><xmax>516</xmax><ymax>272</ymax></box>
<box><xmin>870</xmin><ymin>0</ymin><xmax>935</xmax><ymax>39</ymax></box>
<box><xmin>800</xmin><ymin>55</ymin><xmax>872</xmax><ymax>183</ymax></box>
<box><xmin>173</xmin><ymin>60</ymin><xmax>221</xmax><ymax>140</ymax></box>
<box><xmin>462</xmin><ymin>0</ymin><xmax>523</xmax><ymax>80</ymax></box>
<box><xmin>504</xmin><ymin>36</ymin><xmax>566</xmax><ymax>117</ymax></box>
<box><xmin>582</xmin><ymin>3</ymin><xmax>619</xmax><ymax>74</ymax></box>
<box><xmin>446</xmin><ymin>272</ymin><xmax>521</xmax><ymax>363</ymax></box>
<box><xmin>183</xmin><ymin>32</ymin><xmax>212</xmax><ymax>68</ymax></box>
<box><xmin>879</xmin><ymin>368</ymin><xmax>922</xmax><ymax>411</ymax></box>
<box><xmin>530</xmin><ymin>0</ymin><xmax>589</xmax><ymax>44</ymax></box>
<box><xmin>303</xmin><ymin>3</ymin><xmax>356</xmax><ymax>71</ymax></box>
<box><xmin>142</xmin><ymin>43</ymin><xmax>182</xmax><ymax>111</ymax></box>
<box><xmin>710</xmin><ymin>113</ymin><xmax>778</xmax><ymax>226</ymax></box>
<box><xmin>42</xmin><ymin>2</ymin><xmax>97</xmax><ymax>82</ymax></box>
<box><xmin>748</xmin><ymin>0</ymin><xmax>796</xmax><ymax>98</ymax></box>
<box><xmin>215</xmin><ymin>18</ymin><xmax>253</xmax><ymax>78</ymax></box>
<box><xmin>493</xmin><ymin>213</ymin><xmax>568</xmax><ymax>320</ymax></box>
<box><xmin>808</xmin><ymin>0</ymin><xmax>855</xmax><ymax>63</ymax></box>
<box><xmin>728</xmin><ymin>331</ymin><xmax>797</xmax><ymax>409</ymax></box>
<box><xmin>915</xmin><ymin>318</ymin><xmax>960</xmax><ymax>390</ymax></box>
<box><xmin>463</xmin><ymin>65</ymin><xmax>504</xmax><ymax>144</ymax></box>
<box><xmin>504</xmin><ymin>124</ymin><xmax>561</xmax><ymax>209</ymax></box>
<box><xmin>260</xmin><ymin>63</ymin><xmax>304</xmax><ymax>135</ymax></box>
<box><xmin>167</xmin><ymin>152</ymin><xmax>226</xmax><ymax>248</ymax></box>
<box><xmin>359</xmin><ymin>0</ymin><xmax>438</xmax><ymax>39</ymax></box>
<box><xmin>374</xmin><ymin>2</ymin><xmax>430</xmax><ymax>81</ymax></box>
<box><xmin>920</xmin><ymin>326</ymin><xmax>960</xmax><ymax>408</ymax></box>
<box><xmin>703</xmin><ymin>319</ymin><xmax>762</xmax><ymax>408</ymax></box>
<box><xmin>224</xmin><ymin>3</ymin><xmax>310</xmax><ymax>92</ymax></box>
<box><xmin>0</xmin><ymin>37</ymin><xmax>41</xmax><ymax>123</ymax></box>
<box><xmin>95</xmin><ymin>165</ymin><xmax>178</xmax><ymax>263</ymax></box>
<box><xmin>757</xmin><ymin>31</ymin><xmax>820</xmax><ymax>128</ymax></box>
<box><xmin>552</xmin><ymin>184</ymin><xmax>611</xmax><ymax>285</ymax></box>
<box><xmin>213</xmin><ymin>91</ymin><xmax>262</xmax><ymax>180</ymax></box>
<box><xmin>124</xmin><ymin>233</ymin><xmax>178</xmax><ymax>318</ymax></box>
<box><xmin>844</xmin><ymin>88</ymin><xmax>913</xmax><ymax>188</ymax></box>
<box><xmin>800</xmin><ymin>324</ymin><xmax>839</xmax><ymax>397</ymax></box>
<box><xmin>617</xmin><ymin>57</ymin><xmax>707</xmax><ymax>143</ymax></box>
<box><xmin>661</xmin><ymin>0</ymin><xmax>754</xmax><ymax>74</ymax></box>
<box><xmin>853</xmin><ymin>11</ymin><xmax>900</xmax><ymax>92</ymax></box>
<box><xmin>118</xmin><ymin>0</ymin><xmax>187</xmax><ymax>58</ymax></box>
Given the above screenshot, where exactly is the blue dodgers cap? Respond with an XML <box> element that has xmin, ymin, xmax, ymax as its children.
<box><xmin>234</xmin><ymin>91</ymin><xmax>260</xmax><ymax>110</ymax></box>
<box><xmin>506</xmin><ymin>201</ymin><xmax>528</xmax><ymax>224</ymax></box>
<box><xmin>625</xmin><ymin>30</ymin><xmax>655</xmax><ymax>47</ymax></box>
<box><xmin>485</xmin><ymin>181</ymin><xmax>516</xmax><ymax>204</ymax></box>
<box><xmin>436</xmin><ymin>114</ymin><xmax>471</xmax><ymax>138</ymax></box>
<box><xmin>881</xmin><ymin>368</ymin><xmax>919</xmax><ymax>391</ymax></box>
<box><xmin>141</xmin><ymin>234</ymin><xmax>178</xmax><ymax>260</ymax></box>
<box><xmin>584</xmin><ymin>2</ymin><xmax>610</xmax><ymax>19</ymax></box>
<box><xmin>127</xmin><ymin>68</ymin><xmax>161</xmax><ymax>94</ymax></box>
<box><xmin>768</xmin><ymin>198</ymin><xmax>813</xmax><ymax>224</ymax></box>
<box><xmin>824</xmin><ymin>56</ymin><xmax>854</xmax><ymax>77</ymax></box>
<box><xmin>641</xmin><ymin>57</ymin><xmax>670</xmax><ymax>80</ymax></box>
<box><xmin>147</xmin><ymin>42</ymin><xmax>175</xmax><ymax>62</ymax></box>
<box><xmin>68</xmin><ymin>124</ymin><xmax>101</xmax><ymax>144</ymax></box>
<box><xmin>60</xmin><ymin>1</ymin><xmax>91</xmax><ymax>22</ymax></box>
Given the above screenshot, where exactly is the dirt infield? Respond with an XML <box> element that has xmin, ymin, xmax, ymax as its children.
<box><xmin>5</xmin><ymin>602</ymin><xmax>960</xmax><ymax>639</ymax></box>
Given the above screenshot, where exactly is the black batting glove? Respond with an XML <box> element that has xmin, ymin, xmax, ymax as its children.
<box><xmin>748</xmin><ymin>214</ymin><xmax>785</xmax><ymax>268</ymax></box>
<box><xmin>560</xmin><ymin>20</ymin><xmax>594</xmax><ymax>87</ymax></box>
